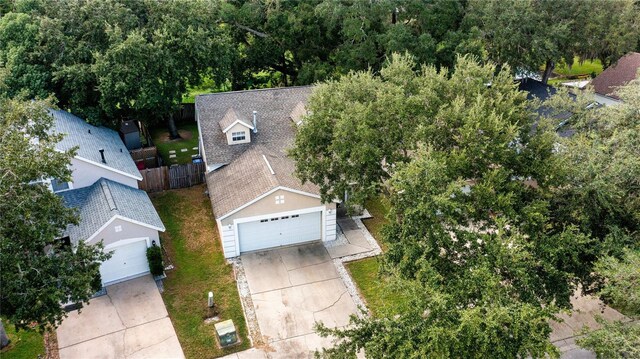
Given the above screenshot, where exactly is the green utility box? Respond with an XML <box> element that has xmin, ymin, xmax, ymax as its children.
<box><xmin>214</xmin><ymin>319</ymin><xmax>238</xmax><ymax>347</ymax></box>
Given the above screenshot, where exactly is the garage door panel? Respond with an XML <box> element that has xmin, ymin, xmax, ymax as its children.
<box><xmin>100</xmin><ymin>239</ymin><xmax>150</xmax><ymax>286</ymax></box>
<box><xmin>238</xmin><ymin>212</ymin><xmax>322</xmax><ymax>253</ymax></box>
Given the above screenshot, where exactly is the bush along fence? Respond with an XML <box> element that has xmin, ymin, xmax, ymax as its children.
<box><xmin>138</xmin><ymin>162</ymin><xmax>206</xmax><ymax>192</ymax></box>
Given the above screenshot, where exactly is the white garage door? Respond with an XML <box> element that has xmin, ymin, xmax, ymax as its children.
<box><xmin>238</xmin><ymin>211</ymin><xmax>322</xmax><ymax>253</ymax></box>
<box><xmin>99</xmin><ymin>239</ymin><xmax>150</xmax><ymax>286</ymax></box>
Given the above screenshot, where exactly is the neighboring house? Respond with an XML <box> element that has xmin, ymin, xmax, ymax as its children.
<box><xmin>591</xmin><ymin>52</ymin><xmax>640</xmax><ymax>105</ymax></box>
<box><xmin>51</xmin><ymin>110</ymin><xmax>165</xmax><ymax>286</ymax></box>
<box><xmin>58</xmin><ymin>179</ymin><xmax>165</xmax><ymax>286</ymax></box>
<box><xmin>50</xmin><ymin>110</ymin><xmax>142</xmax><ymax>190</ymax></box>
<box><xmin>196</xmin><ymin>86</ymin><xmax>337</xmax><ymax>258</ymax></box>
<box><xmin>518</xmin><ymin>78</ymin><xmax>575</xmax><ymax>137</ymax></box>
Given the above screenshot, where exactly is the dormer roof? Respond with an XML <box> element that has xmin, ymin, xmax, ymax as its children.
<box><xmin>218</xmin><ymin>107</ymin><xmax>254</xmax><ymax>133</ymax></box>
<box><xmin>197</xmin><ymin>86</ymin><xmax>313</xmax><ymax>166</ymax></box>
<box><xmin>290</xmin><ymin>101</ymin><xmax>307</xmax><ymax>125</ymax></box>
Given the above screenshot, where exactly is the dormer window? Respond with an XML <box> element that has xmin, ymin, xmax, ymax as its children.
<box><xmin>219</xmin><ymin>107</ymin><xmax>254</xmax><ymax>145</ymax></box>
<box><xmin>232</xmin><ymin>131</ymin><xmax>246</xmax><ymax>142</ymax></box>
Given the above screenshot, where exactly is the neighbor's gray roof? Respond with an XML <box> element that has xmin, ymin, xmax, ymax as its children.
<box><xmin>196</xmin><ymin>86</ymin><xmax>313</xmax><ymax>166</ymax></box>
<box><xmin>58</xmin><ymin>178</ymin><xmax>165</xmax><ymax>243</ymax></box>
<box><xmin>51</xmin><ymin>110</ymin><xmax>142</xmax><ymax>180</ymax></box>
<box><xmin>196</xmin><ymin>86</ymin><xmax>320</xmax><ymax>219</ymax></box>
<box><xmin>207</xmin><ymin>144</ymin><xmax>320</xmax><ymax>218</ymax></box>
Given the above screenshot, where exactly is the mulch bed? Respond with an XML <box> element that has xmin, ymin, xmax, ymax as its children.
<box><xmin>43</xmin><ymin>330</ymin><xmax>59</xmax><ymax>359</ymax></box>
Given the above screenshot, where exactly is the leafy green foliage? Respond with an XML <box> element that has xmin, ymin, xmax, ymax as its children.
<box><xmin>309</xmin><ymin>54</ymin><xmax>582</xmax><ymax>358</ymax></box>
<box><xmin>577</xmin><ymin>320</ymin><xmax>640</xmax><ymax>359</ymax></box>
<box><xmin>463</xmin><ymin>0</ymin><xmax>640</xmax><ymax>82</ymax></box>
<box><xmin>0</xmin><ymin>0</ymin><xmax>231</xmax><ymax>127</ymax></box>
<box><xmin>222</xmin><ymin>0</ymin><xmax>469</xmax><ymax>88</ymax></box>
<box><xmin>146</xmin><ymin>246</ymin><xmax>164</xmax><ymax>277</ymax></box>
<box><xmin>0</xmin><ymin>98</ymin><xmax>110</xmax><ymax>331</ymax></box>
<box><xmin>593</xmin><ymin>249</ymin><xmax>640</xmax><ymax>318</ymax></box>
<box><xmin>544</xmin><ymin>77</ymin><xmax>640</xmax><ymax>247</ymax></box>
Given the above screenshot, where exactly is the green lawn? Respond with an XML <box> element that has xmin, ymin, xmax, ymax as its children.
<box><xmin>151</xmin><ymin>186</ymin><xmax>250</xmax><ymax>358</ymax></box>
<box><xmin>554</xmin><ymin>57</ymin><xmax>603</xmax><ymax>77</ymax></box>
<box><xmin>182</xmin><ymin>77</ymin><xmax>230</xmax><ymax>103</ymax></box>
<box><xmin>152</xmin><ymin>122</ymin><xmax>200</xmax><ymax>165</ymax></box>
<box><xmin>0</xmin><ymin>318</ymin><xmax>45</xmax><ymax>359</ymax></box>
<box><xmin>345</xmin><ymin>195</ymin><xmax>410</xmax><ymax>317</ymax></box>
<box><xmin>361</xmin><ymin>196</ymin><xmax>391</xmax><ymax>251</ymax></box>
<box><xmin>545</xmin><ymin>56</ymin><xmax>604</xmax><ymax>86</ymax></box>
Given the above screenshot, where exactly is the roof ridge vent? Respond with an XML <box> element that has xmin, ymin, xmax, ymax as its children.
<box><xmin>262</xmin><ymin>154</ymin><xmax>275</xmax><ymax>175</ymax></box>
<box><xmin>100</xmin><ymin>180</ymin><xmax>118</xmax><ymax>212</ymax></box>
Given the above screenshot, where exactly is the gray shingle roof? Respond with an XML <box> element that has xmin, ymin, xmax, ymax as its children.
<box><xmin>58</xmin><ymin>178</ymin><xmax>165</xmax><ymax>243</ymax></box>
<box><xmin>218</xmin><ymin>108</ymin><xmax>254</xmax><ymax>132</ymax></box>
<box><xmin>51</xmin><ymin>110</ymin><xmax>142</xmax><ymax>180</ymax></box>
<box><xmin>207</xmin><ymin>144</ymin><xmax>320</xmax><ymax>218</ymax></box>
<box><xmin>197</xmin><ymin>86</ymin><xmax>320</xmax><ymax>219</ymax></box>
<box><xmin>289</xmin><ymin>102</ymin><xmax>307</xmax><ymax>125</ymax></box>
<box><xmin>196</xmin><ymin>86</ymin><xmax>313</xmax><ymax>166</ymax></box>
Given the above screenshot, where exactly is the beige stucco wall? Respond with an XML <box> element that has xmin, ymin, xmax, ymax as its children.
<box><xmin>220</xmin><ymin>189</ymin><xmax>333</xmax><ymax>226</ymax></box>
<box><xmin>225</xmin><ymin>122</ymin><xmax>252</xmax><ymax>145</ymax></box>
<box><xmin>87</xmin><ymin>218</ymin><xmax>160</xmax><ymax>247</ymax></box>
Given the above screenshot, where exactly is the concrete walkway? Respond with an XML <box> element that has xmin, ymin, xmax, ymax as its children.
<box><xmin>325</xmin><ymin>216</ymin><xmax>377</xmax><ymax>259</ymax></box>
<box><xmin>552</xmin><ymin>292</ymin><xmax>628</xmax><ymax>358</ymax></box>
<box><xmin>57</xmin><ymin>275</ymin><xmax>184</xmax><ymax>359</ymax></box>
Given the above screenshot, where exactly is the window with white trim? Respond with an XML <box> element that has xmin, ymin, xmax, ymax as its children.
<box><xmin>232</xmin><ymin>131</ymin><xmax>246</xmax><ymax>141</ymax></box>
<box><xmin>275</xmin><ymin>195</ymin><xmax>284</xmax><ymax>204</ymax></box>
<box><xmin>51</xmin><ymin>178</ymin><xmax>70</xmax><ymax>192</ymax></box>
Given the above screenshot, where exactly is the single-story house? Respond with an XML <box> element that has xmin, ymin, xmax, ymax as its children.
<box><xmin>196</xmin><ymin>86</ymin><xmax>337</xmax><ymax>258</ymax></box>
<box><xmin>591</xmin><ymin>52</ymin><xmax>640</xmax><ymax>106</ymax></box>
<box><xmin>51</xmin><ymin>110</ymin><xmax>165</xmax><ymax>286</ymax></box>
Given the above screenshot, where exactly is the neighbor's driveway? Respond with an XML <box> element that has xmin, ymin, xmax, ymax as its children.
<box><xmin>241</xmin><ymin>242</ymin><xmax>358</xmax><ymax>357</ymax></box>
<box><xmin>57</xmin><ymin>275</ymin><xmax>184</xmax><ymax>359</ymax></box>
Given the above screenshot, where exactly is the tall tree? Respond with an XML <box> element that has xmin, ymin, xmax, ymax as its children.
<box><xmin>464</xmin><ymin>0</ymin><xmax>640</xmax><ymax>83</ymax></box>
<box><xmin>0</xmin><ymin>98</ymin><xmax>109</xmax><ymax>339</ymax></box>
<box><xmin>0</xmin><ymin>0</ymin><xmax>232</xmax><ymax>135</ymax></box>
<box><xmin>304</xmin><ymin>54</ymin><xmax>626</xmax><ymax>358</ymax></box>
<box><xmin>223</xmin><ymin>0</ymin><xmax>469</xmax><ymax>88</ymax></box>
<box><xmin>544</xmin><ymin>76</ymin><xmax>640</xmax><ymax>249</ymax></box>
<box><xmin>93</xmin><ymin>0</ymin><xmax>231</xmax><ymax>137</ymax></box>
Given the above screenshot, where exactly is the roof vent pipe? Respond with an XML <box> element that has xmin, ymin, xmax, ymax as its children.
<box><xmin>99</xmin><ymin>148</ymin><xmax>106</xmax><ymax>163</ymax></box>
<box><xmin>252</xmin><ymin>111</ymin><xmax>258</xmax><ymax>134</ymax></box>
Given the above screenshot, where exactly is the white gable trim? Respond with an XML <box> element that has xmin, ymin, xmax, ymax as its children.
<box><xmin>74</xmin><ymin>156</ymin><xmax>143</xmax><ymax>181</ymax></box>
<box><xmin>222</xmin><ymin>119</ymin><xmax>255</xmax><ymax>133</ymax></box>
<box><xmin>84</xmin><ymin>214</ymin><xmax>165</xmax><ymax>243</ymax></box>
<box><xmin>218</xmin><ymin>186</ymin><xmax>321</xmax><ymax>220</ymax></box>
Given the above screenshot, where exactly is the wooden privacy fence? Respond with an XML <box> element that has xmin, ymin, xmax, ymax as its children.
<box><xmin>138</xmin><ymin>162</ymin><xmax>205</xmax><ymax>192</ymax></box>
<box><xmin>130</xmin><ymin>146</ymin><xmax>160</xmax><ymax>169</ymax></box>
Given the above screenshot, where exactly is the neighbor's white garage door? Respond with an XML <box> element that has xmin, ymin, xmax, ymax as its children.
<box><xmin>238</xmin><ymin>211</ymin><xmax>322</xmax><ymax>253</ymax></box>
<box><xmin>99</xmin><ymin>239</ymin><xmax>150</xmax><ymax>286</ymax></box>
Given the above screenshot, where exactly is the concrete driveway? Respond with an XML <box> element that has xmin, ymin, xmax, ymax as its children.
<box><xmin>241</xmin><ymin>242</ymin><xmax>358</xmax><ymax>357</ymax></box>
<box><xmin>57</xmin><ymin>275</ymin><xmax>184</xmax><ymax>359</ymax></box>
